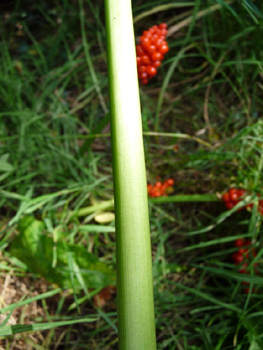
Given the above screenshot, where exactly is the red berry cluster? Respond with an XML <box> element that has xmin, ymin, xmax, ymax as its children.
<box><xmin>222</xmin><ymin>188</ymin><xmax>263</xmax><ymax>214</ymax></box>
<box><xmin>147</xmin><ymin>178</ymin><xmax>174</xmax><ymax>198</ymax></box>
<box><xmin>136</xmin><ymin>23</ymin><xmax>169</xmax><ymax>84</ymax></box>
<box><xmin>232</xmin><ymin>238</ymin><xmax>258</xmax><ymax>294</ymax></box>
<box><xmin>222</xmin><ymin>188</ymin><xmax>245</xmax><ymax>210</ymax></box>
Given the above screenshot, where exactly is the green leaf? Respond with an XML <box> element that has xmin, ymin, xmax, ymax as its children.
<box><xmin>0</xmin><ymin>154</ymin><xmax>13</xmax><ymax>172</ymax></box>
<box><xmin>0</xmin><ymin>160</ymin><xmax>13</xmax><ymax>172</ymax></box>
<box><xmin>244</xmin><ymin>315</ymin><xmax>263</xmax><ymax>350</ymax></box>
<box><xmin>79</xmin><ymin>225</ymin><xmax>115</xmax><ymax>233</ymax></box>
<box><xmin>0</xmin><ymin>289</ymin><xmax>61</xmax><ymax>314</ymax></box>
<box><xmin>10</xmin><ymin>217</ymin><xmax>115</xmax><ymax>290</ymax></box>
<box><xmin>0</xmin><ymin>317</ymin><xmax>97</xmax><ymax>336</ymax></box>
<box><xmin>249</xmin><ymin>341</ymin><xmax>261</xmax><ymax>350</ymax></box>
<box><xmin>242</xmin><ymin>0</ymin><xmax>263</xmax><ymax>19</ymax></box>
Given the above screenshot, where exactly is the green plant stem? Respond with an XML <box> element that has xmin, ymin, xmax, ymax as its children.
<box><xmin>74</xmin><ymin>199</ymin><xmax>114</xmax><ymax>217</ymax></box>
<box><xmin>150</xmin><ymin>194</ymin><xmax>219</xmax><ymax>204</ymax></box>
<box><xmin>105</xmin><ymin>1</ymin><xmax>156</xmax><ymax>349</ymax></box>
<box><xmin>72</xmin><ymin>130</ymin><xmax>213</xmax><ymax>149</ymax></box>
<box><xmin>143</xmin><ymin>131</ymin><xmax>213</xmax><ymax>148</ymax></box>
<box><xmin>72</xmin><ymin>194</ymin><xmax>219</xmax><ymax>218</ymax></box>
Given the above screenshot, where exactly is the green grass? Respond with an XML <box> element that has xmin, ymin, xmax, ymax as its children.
<box><xmin>0</xmin><ymin>0</ymin><xmax>263</xmax><ymax>349</ymax></box>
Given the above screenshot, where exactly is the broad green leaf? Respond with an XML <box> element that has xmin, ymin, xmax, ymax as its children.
<box><xmin>10</xmin><ymin>217</ymin><xmax>115</xmax><ymax>290</ymax></box>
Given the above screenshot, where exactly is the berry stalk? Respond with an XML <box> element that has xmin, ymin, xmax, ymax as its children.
<box><xmin>104</xmin><ymin>1</ymin><xmax>156</xmax><ymax>349</ymax></box>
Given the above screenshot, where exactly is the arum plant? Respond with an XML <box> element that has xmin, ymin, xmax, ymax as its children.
<box><xmin>105</xmin><ymin>0</ymin><xmax>156</xmax><ymax>349</ymax></box>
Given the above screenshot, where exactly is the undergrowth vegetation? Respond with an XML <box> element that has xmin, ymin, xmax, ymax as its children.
<box><xmin>0</xmin><ymin>0</ymin><xmax>263</xmax><ymax>349</ymax></box>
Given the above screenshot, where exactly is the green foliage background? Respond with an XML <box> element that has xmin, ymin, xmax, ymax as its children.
<box><xmin>0</xmin><ymin>0</ymin><xmax>263</xmax><ymax>349</ymax></box>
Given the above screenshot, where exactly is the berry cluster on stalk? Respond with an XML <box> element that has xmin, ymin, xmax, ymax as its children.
<box><xmin>147</xmin><ymin>178</ymin><xmax>174</xmax><ymax>198</ymax></box>
<box><xmin>222</xmin><ymin>187</ymin><xmax>263</xmax><ymax>214</ymax></box>
<box><xmin>232</xmin><ymin>238</ymin><xmax>259</xmax><ymax>294</ymax></box>
<box><xmin>222</xmin><ymin>188</ymin><xmax>245</xmax><ymax>210</ymax></box>
<box><xmin>136</xmin><ymin>23</ymin><xmax>169</xmax><ymax>84</ymax></box>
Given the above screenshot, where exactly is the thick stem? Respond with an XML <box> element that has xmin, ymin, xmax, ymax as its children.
<box><xmin>105</xmin><ymin>0</ymin><xmax>156</xmax><ymax>349</ymax></box>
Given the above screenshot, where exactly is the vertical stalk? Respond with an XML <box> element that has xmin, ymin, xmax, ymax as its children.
<box><xmin>105</xmin><ymin>1</ymin><xmax>156</xmax><ymax>349</ymax></box>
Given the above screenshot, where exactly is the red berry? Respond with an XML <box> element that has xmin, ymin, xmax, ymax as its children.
<box><xmin>237</xmin><ymin>189</ymin><xmax>245</xmax><ymax>197</ymax></box>
<box><xmin>142</xmin><ymin>30</ymin><xmax>151</xmax><ymax>38</ymax></box>
<box><xmin>146</xmin><ymin>45</ymin><xmax>156</xmax><ymax>54</ymax></box>
<box><xmin>138</xmin><ymin>65</ymin><xmax>147</xmax><ymax>73</ymax></box>
<box><xmin>225</xmin><ymin>201</ymin><xmax>234</xmax><ymax>210</ymax></box>
<box><xmin>239</xmin><ymin>263</ymin><xmax>248</xmax><ymax>274</ymax></box>
<box><xmin>152</xmin><ymin>25</ymin><xmax>158</xmax><ymax>33</ymax></box>
<box><xmin>146</xmin><ymin>66</ymin><xmax>157</xmax><ymax>77</ymax></box>
<box><xmin>159</xmin><ymin>44</ymin><xmax>169</xmax><ymax>55</ymax></box>
<box><xmin>244</xmin><ymin>287</ymin><xmax>254</xmax><ymax>294</ymax></box>
<box><xmin>238</xmin><ymin>248</ymin><xmax>248</xmax><ymax>254</ymax></box>
<box><xmin>155</xmin><ymin>188</ymin><xmax>164</xmax><ymax>197</ymax></box>
<box><xmin>246</xmin><ymin>203</ymin><xmax>253</xmax><ymax>210</ymax></box>
<box><xmin>139</xmin><ymin>72</ymin><xmax>147</xmax><ymax>80</ymax></box>
<box><xmin>155</xmin><ymin>181</ymin><xmax>162</xmax><ymax>188</ymax></box>
<box><xmin>160</xmin><ymin>29</ymin><xmax>168</xmax><ymax>36</ymax></box>
<box><xmin>229</xmin><ymin>188</ymin><xmax>239</xmax><ymax>201</ymax></box>
<box><xmin>151</xmin><ymin>52</ymin><xmax>163</xmax><ymax>62</ymax></box>
<box><xmin>141</xmin><ymin>55</ymin><xmax>151</xmax><ymax>65</ymax></box>
<box><xmin>161</xmin><ymin>183</ymin><xmax>168</xmax><ymax>190</ymax></box>
<box><xmin>151</xmin><ymin>34</ymin><xmax>159</xmax><ymax>42</ymax></box>
<box><xmin>153</xmin><ymin>61</ymin><xmax>161</xmax><ymax>68</ymax></box>
<box><xmin>222</xmin><ymin>192</ymin><xmax>230</xmax><ymax>202</ymax></box>
<box><xmin>159</xmin><ymin>23</ymin><xmax>167</xmax><ymax>30</ymax></box>
<box><xmin>235</xmin><ymin>238</ymin><xmax>245</xmax><ymax>247</ymax></box>
<box><xmin>258</xmin><ymin>199</ymin><xmax>263</xmax><ymax>213</ymax></box>
<box><xmin>147</xmin><ymin>184</ymin><xmax>153</xmax><ymax>191</ymax></box>
<box><xmin>149</xmin><ymin>187</ymin><xmax>158</xmax><ymax>197</ymax></box>
<box><xmin>141</xmin><ymin>78</ymin><xmax>148</xmax><ymax>85</ymax></box>
<box><xmin>232</xmin><ymin>253</ymin><xmax>244</xmax><ymax>264</ymax></box>
<box><xmin>136</xmin><ymin>45</ymin><xmax>145</xmax><ymax>56</ymax></box>
<box><xmin>136</xmin><ymin>57</ymin><xmax>142</xmax><ymax>65</ymax></box>
<box><xmin>142</xmin><ymin>44</ymin><xmax>151</xmax><ymax>54</ymax></box>
<box><xmin>154</xmin><ymin>37</ymin><xmax>165</xmax><ymax>47</ymax></box>
<box><xmin>238</xmin><ymin>248</ymin><xmax>249</xmax><ymax>260</ymax></box>
<box><xmin>242</xmin><ymin>281</ymin><xmax>250</xmax><ymax>286</ymax></box>
<box><xmin>140</xmin><ymin>36</ymin><xmax>150</xmax><ymax>46</ymax></box>
<box><xmin>166</xmin><ymin>178</ymin><xmax>174</xmax><ymax>186</ymax></box>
